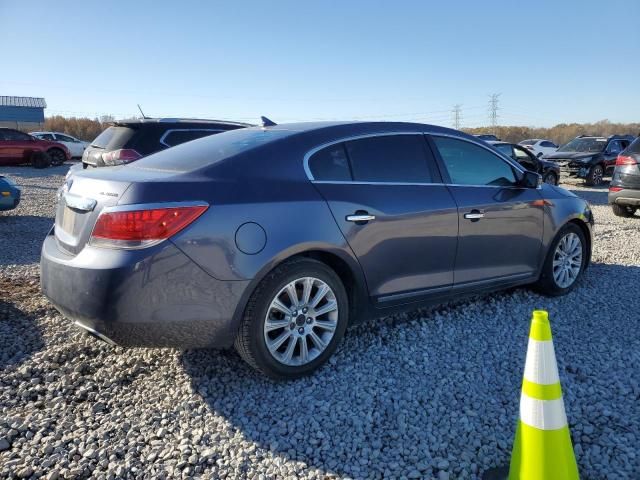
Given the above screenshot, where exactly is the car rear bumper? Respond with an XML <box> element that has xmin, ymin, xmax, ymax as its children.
<box><xmin>608</xmin><ymin>188</ymin><xmax>640</xmax><ymax>207</ymax></box>
<box><xmin>40</xmin><ymin>232</ymin><xmax>250</xmax><ymax>348</ymax></box>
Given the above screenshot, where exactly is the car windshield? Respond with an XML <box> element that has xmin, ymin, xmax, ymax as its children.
<box><xmin>558</xmin><ymin>138</ymin><xmax>607</xmax><ymax>153</ymax></box>
<box><xmin>132</xmin><ymin>127</ymin><xmax>294</xmax><ymax>172</ymax></box>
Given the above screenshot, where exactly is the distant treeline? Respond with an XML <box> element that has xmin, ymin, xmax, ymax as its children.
<box><xmin>31</xmin><ymin>116</ymin><xmax>640</xmax><ymax>146</ymax></box>
<box><xmin>464</xmin><ymin>119</ymin><xmax>639</xmax><ymax>146</ymax></box>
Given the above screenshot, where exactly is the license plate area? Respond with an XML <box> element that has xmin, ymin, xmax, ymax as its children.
<box><xmin>60</xmin><ymin>206</ymin><xmax>77</xmax><ymax>234</ymax></box>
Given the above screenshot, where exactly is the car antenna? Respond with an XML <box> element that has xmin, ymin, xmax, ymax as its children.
<box><xmin>137</xmin><ymin>104</ymin><xmax>149</xmax><ymax>119</ymax></box>
<box><xmin>261</xmin><ymin>116</ymin><xmax>277</xmax><ymax>127</ymax></box>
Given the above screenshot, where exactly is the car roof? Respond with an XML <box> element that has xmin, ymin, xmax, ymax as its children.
<box><xmin>113</xmin><ymin>117</ymin><xmax>255</xmax><ymax>128</ymax></box>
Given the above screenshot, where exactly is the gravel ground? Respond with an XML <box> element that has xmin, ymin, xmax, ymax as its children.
<box><xmin>1</xmin><ymin>165</ymin><xmax>639</xmax><ymax>479</ymax></box>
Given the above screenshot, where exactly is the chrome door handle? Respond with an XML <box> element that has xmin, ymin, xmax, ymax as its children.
<box><xmin>346</xmin><ymin>214</ymin><xmax>376</xmax><ymax>222</ymax></box>
<box><xmin>464</xmin><ymin>211</ymin><xmax>484</xmax><ymax>220</ymax></box>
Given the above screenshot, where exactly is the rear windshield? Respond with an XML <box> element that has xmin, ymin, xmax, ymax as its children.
<box><xmin>625</xmin><ymin>138</ymin><xmax>640</xmax><ymax>154</ymax></box>
<box><xmin>520</xmin><ymin>139</ymin><xmax>536</xmax><ymax>145</ymax></box>
<box><xmin>558</xmin><ymin>138</ymin><xmax>607</xmax><ymax>153</ymax></box>
<box><xmin>91</xmin><ymin>126</ymin><xmax>136</xmax><ymax>149</ymax></box>
<box><xmin>131</xmin><ymin>127</ymin><xmax>293</xmax><ymax>172</ymax></box>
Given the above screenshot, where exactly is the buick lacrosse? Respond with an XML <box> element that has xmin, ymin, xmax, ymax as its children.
<box><xmin>41</xmin><ymin>121</ymin><xmax>593</xmax><ymax>378</ymax></box>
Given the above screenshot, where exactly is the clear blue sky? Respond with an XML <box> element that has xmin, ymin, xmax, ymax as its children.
<box><xmin>1</xmin><ymin>0</ymin><xmax>638</xmax><ymax>127</ymax></box>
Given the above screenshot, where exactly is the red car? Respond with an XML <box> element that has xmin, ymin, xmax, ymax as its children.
<box><xmin>0</xmin><ymin>128</ymin><xmax>71</xmax><ymax>168</ymax></box>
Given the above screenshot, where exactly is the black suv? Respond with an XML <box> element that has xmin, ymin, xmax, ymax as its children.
<box><xmin>542</xmin><ymin>134</ymin><xmax>635</xmax><ymax>186</ymax></box>
<box><xmin>81</xmin><ymin>118</ymin><xmax>252</xmax><ymax>169</ymax></box>
<box><xmin>609</xmin><ymin>137</ymin><xmax>640</xmax><ymax>217</ymax></box>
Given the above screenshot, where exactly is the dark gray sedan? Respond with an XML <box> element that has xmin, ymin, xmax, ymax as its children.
<box><xmin>41</xmin><ymin>122</ymin><xmax>593</xmax><ymax>378</ymax></box>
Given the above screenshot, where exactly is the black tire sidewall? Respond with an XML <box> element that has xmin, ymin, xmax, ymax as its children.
<box><xmin>539</xmin><ymin>224</ymin><xmax>587</xmax><ymax>296</ymax></box>
<box><xmin>544</xmin><ymin>172</ymin><xmax>558</xmax><ymax>185</ymax></box>
<box><xmin>48</xmin><ymin>149</ymin><xmax>65</xmax><ymax>166</ymax></box>
<box><xmin>587</xmin><ymin>165</ymin><xmax>603</xmax><ymax>186</ymax></box>
<box><xmin>245</xmin><ymin>260</ymin><xmax>349</xmax><ymax>379</ymax></box>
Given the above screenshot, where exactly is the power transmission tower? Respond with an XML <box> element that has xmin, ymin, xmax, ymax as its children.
<box><xmin>452</xmin><ymin>104</ymin><xmax>462</xmax><ymax>130</ymax></box>
<box><xmin>488</xmin><ymin>93</ymin><xmax>501</xmax><ymax>131</ymax></box>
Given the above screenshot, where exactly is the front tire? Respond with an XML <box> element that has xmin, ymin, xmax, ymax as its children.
<box><xmin>234</xmin><ymin>258</ymin><xmax>349</xmax><ymax>379</ymax></box>
<box><xmin>48</xmin><ymin>148</ymin><xmax>66</xmax><ymax>166</ymax></box>
<box><xmin>534</xmin><ymin>224</ymin><xmax>587</xmax><ymax>296</ymax></box>
<box><xmin>611</xmin><ymin>204</ymin><xmax>637</xmax><ymax>217</ymax></box>
<box><xmin>30</xmin><ymin>151</ymin><xmax>51</xmax><ymax>169</ymax></box>
<box><xmin>585</xmin><ymin>164</ymin><xmax>604</xmax><ymax>186</ymax></box>
<box><xmin>543</xmin><ymin>171</ymin><xmax>558</xmax><ymax>185</ymax></box>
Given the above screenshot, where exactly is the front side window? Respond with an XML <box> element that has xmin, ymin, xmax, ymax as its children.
<box><xmin>493</xmin><ymin>143</ymin><xmax>515</xmax><ymax>158</ymax></box>
<box><xmin>345</xmin><ymin>135</ymin><xmax>432</xmax><ymax>183</ymax></box>
<box><xmin>308</xmin><ymin>143</ymin><xmax>351</xmax><ymax>181</ymax></box>
<box><xmin>607</xmin><ymin>140</ymin><xmax>622</xmax><ymax>154</ymax></box>
<box><xmin>432</xmin><ymin>136</ymin><xmax>517</xmax><ymax>186</ymax></box>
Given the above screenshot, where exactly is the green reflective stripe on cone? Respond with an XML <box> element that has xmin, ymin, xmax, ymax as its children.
<box><xmin>522</xmin><ymin>378</ymin><xmax>562</xmax><ymax>401</ymax></box>
<box><xmin>509</xmin><ymin>421</ymin><xmax>579</xmax><ymax>480</ymax></box>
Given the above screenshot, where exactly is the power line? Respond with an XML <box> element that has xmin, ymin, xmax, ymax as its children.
<box><xmin>452</xmin><ymin>104</ymin><xmax>462</xmax><ymax>129</ymax></box>
<box><xmin>488</xmin><ymin>93</ymin><xmax>501</xmax><ymax>130</ymax></box>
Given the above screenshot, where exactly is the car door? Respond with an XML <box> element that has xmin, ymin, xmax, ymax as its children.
<box><xmin>429</xmin><ymin>135</ymin><xmax>544</xmax><ymax>287</ymax></box>
<box><xmin>307</xmin><ymin>133</ymin><xmax>459</xmax><ymax>305</ymax></box>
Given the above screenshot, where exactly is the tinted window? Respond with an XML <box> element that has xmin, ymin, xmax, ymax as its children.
<box><xmin>91</xmin><ymin>126</ymin><xmax>136</xmax><ymax>149</ymax></box>
<box><xmin>626</xmin><ymin>138</ymin><xmax>640</xmax><ymax>154</ymax></box>
<box><xmin>540</xmin><ymin>141</ymin><xmax>556</xmax><ymax>148</ymax></box>
<box><xmin>2</xmin><ymin>130</ymin><xmax>31</xmax><ymax>141</ymax></box>
<box><xmin>161</xmin><ymin>129</ymin><xmax>220</xmax><ymax>147</ymax></box>
<box><xmin>519</xmin><ymin>139</ymin><xmax>536</xmax><ymax>146</ymax></box>
<box><xmin>493</xmin><ymin>144</ymin><xmax>514</xmax><ymax>158</ymax></box>
<box><xmin>432</xmin><ymin>136</ymin><xmax>517</xmax><ymax>186</ymax></box>
<box><xmin>38</xmin><ymin>133</ymin><xmax>55</xmax><ymax>140</ymax></box>
<box><xmin>133</xmin><ymin>128</ymin><xmax>293</xmax><ymax>172</ymax></box>
<box><xmin>308</xmin><ymin>143</ymin><xmax>351</xmax><ymax>181</ymax></box>
<box><xmin>607</xmin><ymin>140</ymin><xmax>623</xmax><ymax>154</ymax></box>
<box><xmin>345</xmin><ymin>135</ymin><xmax>432</xmax><ymax>183</ymax></box>
<box><xmin>55</xmin><ymin>134</ymin><xmax>75</xmax><ymax>142</ymax></box>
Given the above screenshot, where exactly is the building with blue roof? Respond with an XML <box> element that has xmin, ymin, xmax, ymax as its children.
<box><xmin>0</xmin><ymin>96</ymin><xmax>47</xmax><ymax>129</ymax></box>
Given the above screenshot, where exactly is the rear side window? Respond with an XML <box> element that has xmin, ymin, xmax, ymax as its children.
<box><xmin>91</xmin><ymin>126</ymin><xmax>136</xmax><ymax>149</ymax></box>
<box><xmin>520</xmin><ymin>140</ymin><xmax>536</xmax><ymax>145</ymax></box>
<box><xmin>160</xmin><ymin>129</ymin><xmax>221</xmax><ymax>147</ymax></box>
<box><xmin>432</xmin><ymin>136</ymin><xmax>517</xmax><ymax>187</ymax></box>
<box><xmin>308</xmin><ymin>144</ymin><xmax>351</xmax><ymax>181</ymax></box>
<box><xmin>345</xmin><ymin>135</ymin><xmax>432</xmax><ymax>182</ymax></box>
<box><xmin>38</xmin><ymin>133</ymin><xmax>55</xmax><ymax>140</ymax></box>
<box><xmin>541</xmin><ymin>141</ymin><xmax>556</xmax><ymax>148</ymax></box>
<box><xmin>626</xmin><ymin>138</ymin><xmax>640</xmax><ymax>154</ymax></box>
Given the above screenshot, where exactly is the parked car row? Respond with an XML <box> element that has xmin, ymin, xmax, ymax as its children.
<box><xmin>41</xmin><ymin>120</ymin><xmax>594</xmax><ymax>378</ymax></box>
<box><xmin>31</xmin><ymin>131</ymin><xmax>89</xmax><ymax>158</ymax></box>
<box><xmin>0</xmin><ymin>128</ymin><xmax>71</xmax><ymax>168</ymax></box>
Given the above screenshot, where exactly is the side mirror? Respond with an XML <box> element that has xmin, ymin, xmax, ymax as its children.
<box><xmin>521</xmin><ymin>170</ymin><xmax>541</xmax><ymax>188</ymax></box>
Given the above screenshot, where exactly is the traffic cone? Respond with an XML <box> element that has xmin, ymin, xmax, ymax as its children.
<box><xmin>484</xmin><ymin>310</ymin><xmax>580</xmax><ymax>480</ymax></box>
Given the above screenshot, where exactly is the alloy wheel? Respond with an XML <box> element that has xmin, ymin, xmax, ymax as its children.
<box><xmin>591</xmin><ymin>166</ymin><xmax>603</xmax><ymax>185</ymax></box>
<box><xmin>263</xmin><ymin>277</ymin><xmax>339</xmax><ymax>366</ymax></box>
<box><xmin>552</xmin><ymin>232</ymin><xmax>583</xmax><ymax>288</ymax></box>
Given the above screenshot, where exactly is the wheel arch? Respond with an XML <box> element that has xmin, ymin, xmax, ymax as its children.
<box><xmin>230</xmin><ymin>247</ymin><xmax>370</xmax><ymax>341</ymax></box>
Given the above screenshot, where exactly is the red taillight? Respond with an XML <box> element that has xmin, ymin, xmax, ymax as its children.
<box><xmin>609</xmin><ymin>186</ymin><xmax>623</xmax><ymax>192</ymax></box>
<box><xmin>616</xmin><ymin>155</ymin><xmax>637</xmax><ymax>166</ymax></box>
<box><xmin>90</xmin><ymin>204</ymin><xmax>208</xmax><ymax>248</ymax></box>
<box><xmin>101</xmin><ymin>149</ymin><xmax>142</xmax><ymax>165</ymax></box>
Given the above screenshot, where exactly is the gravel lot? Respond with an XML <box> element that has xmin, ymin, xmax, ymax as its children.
<box><xmin>1</xmin><ymin>164</ymin><xmax>639</xmax><ymax>479</ymax></box>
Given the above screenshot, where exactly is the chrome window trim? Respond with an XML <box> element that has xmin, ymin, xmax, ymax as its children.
<box><xmin>159</xmin><ymin>129</ymin><xmax>223</xmax><ymax>148</ymax></box>
<box><xmin>303</xmin><ymin>130</ymin><xmax>531</xmax><ymax>188</ymax></box>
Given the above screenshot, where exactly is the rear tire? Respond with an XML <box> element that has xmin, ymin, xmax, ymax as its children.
<box><xmin>534</xmin><ymin>223</ymin><xmax>587</xmax><ymax>296</ymax></box>
<box><xmin>234</xmin><ymin>258</ymin><xmax>349</xmax><ymax>379</ymax></box>
<box><xmin>611</xmin><ymin>204</ymin><xmax>637</xmax><ymax>218</ymax></box>
<box><xmin>30</xmin><ymin>151</ymin><xmax>50</xmax><ymax>169</ymax></box>
<box><xmin>585</xmin><ymin>164</ymin><xmax>604</xmax><ymax>186</ymax></box>
<box><xmin>47</xmin><ymin>148</ymin><xmax>66</xmax><ymax>166</ymax></box>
